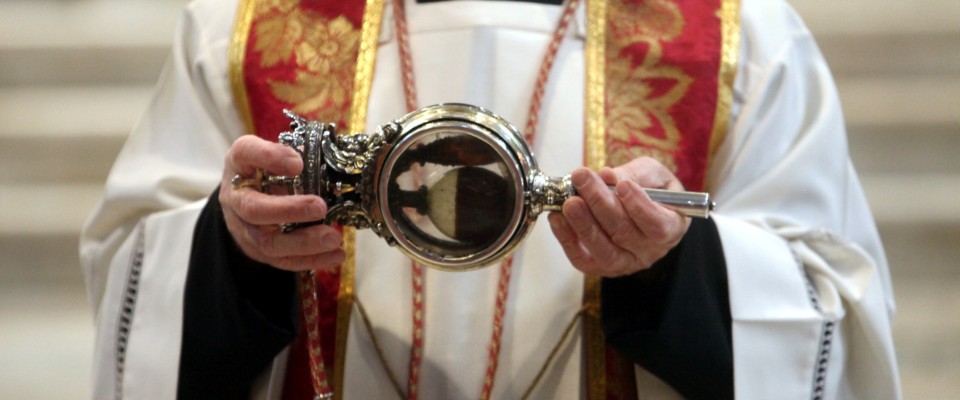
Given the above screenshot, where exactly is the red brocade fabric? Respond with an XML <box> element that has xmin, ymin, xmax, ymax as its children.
<box><xmin>241</xmin><ymin>0</ymin><xmax>369</xmax><ymax>397</ymax></box>
<box><xmin>603</xmin><ymin>0</ymin><xmax>724</xmax><ymax>192</ymax></box>
<box><xmin>244</xmin><ymin>0</ymin><xmax>367</xmax><ymax>142</ymax></box>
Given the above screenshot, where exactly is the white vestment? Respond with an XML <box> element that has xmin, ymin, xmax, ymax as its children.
<box><xmin>81</xmin><ymin>0</ymin><xmax>901</xmax><ymax>398</ymax></box>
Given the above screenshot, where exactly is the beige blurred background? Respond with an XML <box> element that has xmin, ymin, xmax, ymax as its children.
<box><xmin>0</xmin><ymin>0</ymin><xmax>957</xmax><ymax>398</ymax></box>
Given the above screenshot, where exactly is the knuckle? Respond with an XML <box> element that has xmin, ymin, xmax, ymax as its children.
<box><xmin>586</xmin><ymin>226</ymin><xmax>610</xmax><ymax>250</ymax></box>
<box><xmin>236</xmin><ymin>194</ymin><xmax>257</xmax><ymax>220</ymax></box>
<box><xmin>608</xmin><ymin>221</ymin><xmax>636</xmax><ymax>245</ymax></box>
<box><xmin>318</xmin><ymin>251</ymin><xmax>346</xmax><ymax>270</ymax></box>
<box><xmin>634</xmin><ymin>248</ymin><xmax>667</xmax><ymax>270</ymax></box>
<box><xmin>632</xmin><ymin>156</ymin><xmax>659</xmax><ymax>170</ymax></box>
<box><xmin>611</xmin><ymin>255</ymin><xmax>640</xmax><ymax>276</ymax></box>
<box><xmin>591</xmin><ymin>245</ymin><xmax>617</xmax><ymax>265</ymax></box>
<box><xmin>632</xmin><ymin>254</ymin><xmax>653</xmax><ymax>271</ymax></box>
<box><xmin>229</xmin><ymin>137</ymin><xmax>251</xmax><ymax>162</ymax></box>
<box><xmin>273</xmin><ymin>256</ymin><xmax>297</xmax><ymax>271</ymax></box>
<box><xmin>647</xmin><ymin>223</ymin><xmax>673</xmax><ymax>243</ymax></box>
<box><xmin>581</xmin><ymin>186</ymin><xmax>607</xmax><ymax>206</ymax></box>
<box><xmin>304</xmin><ymin>196</ymin><xmax>328</xmax><ymax>220</ymax></box>
<box><xmin>230</xmin><ymin>136</ymin><xmax>270</xmax><ymax>170</ymax></box>
<box><xmin>577</xmin><ymin>217</ymin><xmax>599</xmax><ymax>238</ymax></box>
<box><xmin>302</xmin><ymin>228</ymin><xmax>329</xmax><ymax>252</ymax></box>
<box><xmin>567</xmin><ymin>246</ymin><xmax>589</xmax><ymax>262</ymax></box>
<box><xmin>569</xmin><ymin>256</ymin><xmax>595</xmax><ymax>273</ymax></box>
<box><xmin>218</xmin><ymin>186</ymin><xmax>231</xmax><ymax>204</ymax></box>
<box><xmin>257</xmin><ymin>231</ymin><xmax>279</xmax><ymax>256</ymax></box>
<box><xmin>554</xmin><ymin>230</ymin><xmax>579</xmax><ymax>249</ymax></box>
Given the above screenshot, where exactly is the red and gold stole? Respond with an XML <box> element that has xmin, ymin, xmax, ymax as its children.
<box><xmin>230</xmin><ymin>0</ymin><xmax>738</xmax><ymax>398</ymax></box>
<box><xmin>584</xmin><ymin>0</ymin><xmax>739</xmax><ymax>398</ymax></box>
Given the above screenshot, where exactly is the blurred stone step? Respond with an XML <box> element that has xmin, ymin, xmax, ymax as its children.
<box><xmin>0</xmin><ymin>0</ymin><xmax>183</xmax><ymax>85</ymax></box>
<box><xmin>0</xmin><ymin>85</ymin><xmax>152</xmax><ymax>137</ymax></box>
<box><xmin>0</xmin><ymin>0</ymin><xmax>174</xmax><ymax>85</ymax></box>
<box><xmin>0</xmin><ymin>133</ymin><xmax>125</xmax><ymax>184</ymax></box>
<box><xmin>0</xmin><ymin>0</ymin><xmax>187</xmax><ymax>49</ymax></box>
<box><xmin>861</xmin><ymin>174</ymin><xmax>960</xmax><ymax>226</ymax></box>
<box><xmin>0</xmin><ymin>45</ymin><xmax>169</xmax><ymax>86</ymax></box>
<box><xmin>817</xmin><ymin>32</ymin><xmax>960</xmax><ymax>78</ymax></box>
<box><xmin>877</xmin><ymin>221</ymin><xmax>960</xmax><ymax>398</ymax></box>
<box><xmin>0</xmin><ymin>233</ymin><xmax>85</xmax><ymax>283</ymax></box>
<box><xmin>0</xmin><ymin>183</ymin><xmax>102</xmax><ymax>281</ymax></box>
<box><xmin>792</xmin><ymin>0</ymin><xmax>960</xmax><ymax>36</ymax></box>
<box><xmin>839</xmin><ymin>75</ymin><xmax>960</xmax><ymax>129</ymax></box>
<box><xmin>879</xmin><ymin>222</ymin><xmax>960</xmax><ymax>279</ymax></box>
<box><xmin>848</xmin><ymin>123</ymin><xmax>960</xmax><ymax>175</ymax></box>
<box><xmin>0</xmin><ymin>281</ymin><xmax>93</xmax><ymax>398</ymax></box>
<box><xmin>0</xmin><ymin>85</ymin><xmax>151</xmax><ymax>183</ymax></box>
<box><xmin>0</xmin><ymin>183</ymin><xmax>102</xmax><ymax>236</ymax></box>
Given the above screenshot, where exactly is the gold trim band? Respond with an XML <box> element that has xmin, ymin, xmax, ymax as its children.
<box><xmin>583</xmin><ymin>1</ymin><xmax>608</xmax><ymax>398</ymax></box>
<box><xmin>706</xmin><ymin>0</ymin><xmax>741</xmax><ymax>190</ymax></box>
<box><xmin>229</xmin><ymin>0</ymin><xmax>257</xmax><ymax>135</ymax></box>
<box><xmin>347</xmin><ymin>0</ymin><xmax>386</xmax><ymax>135</ymax></box>
<box><xmin>584</xmin><ymin>0</ymin><xmax>608</xmax><ymax>172</ymax></box>
<box><xmin>335</xmin><ymin>0</ymin><xmax>385</xmax><ymax>396</ymax></box>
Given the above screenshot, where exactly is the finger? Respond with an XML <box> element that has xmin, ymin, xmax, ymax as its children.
<box><xmin>604</xmin><ymin>157</ymin><xmax>673</xmax><ymax>189</ymax></box>
<box><xmin>226</xmin><ymin>135</ymin><xmax>303</xmax><ymax>177</ymax></box>
<box><xmin>571</xmin><ymin>168</ymin><xmax>643</xmax><ymax>248</ymax></box>
<box><xmin>598</xmin><ymin>167</ymin><xmax>619</xmax><ymax>186</ymax></box>
<box><xmin>226</xmin><ymin>215</ymin><xmax>346</xmax><ymax>272</ymax></box>
<box><xmin>270</xmin><ymin>249</ymin><xmax>347</xmax><ymax>272</ymax></box>
<box><xmin>617</xmin><ymin>180</ymin><xmax>687</xmax><ymax>244</ymax></box>
<box><xmin>248</xmin><ymin>224</ymin><xmax>343</xmax><ymax>258</ymax></box>
<box><xmin>230</xmin><ymin>191</ymin><xmax>327</xmax><ymax>225</ymax></box>
<box><xmin>561</xmin><ymin>197</ymin><xmax>631</xmax><ymax>268</ymax></box>
<box><xmin>550</xmin><ymin>210</ymin><xmax>636</xmax><ymax>276</ymax></box>
<box><xmin>548</xmin><ymin>212</ymin><xmax>596</xmax><ymax>271</ymax></box>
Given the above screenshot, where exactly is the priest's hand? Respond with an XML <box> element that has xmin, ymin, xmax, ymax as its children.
<box><xmin>219</xmin><ymin>135</ymin><xmax>345</xmax><ymax>271</ymax></box>
<box><xmin>547</xmin><ymin>157</ymin><xmax>690</xmax><ymax>277</ymax></box>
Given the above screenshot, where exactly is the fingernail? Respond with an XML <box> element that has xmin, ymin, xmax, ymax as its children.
<box><xmin>321</xmin><ymin>232</ymin><xmax>341</xmax><ymax>249</ymax></box>
<box><xmin>283</xmin><ymin>153</ymin><xmax>302</xmax><ymax>173</ymax></box>
<box><xmin>565</xmin><ymin>201</ymin><xmax>587</xmax><ymax>220</ymax></box>
<box><xmin>571</xmin><ymin>169</ymin><xmax>589</xmax><ymax>189</ymax></box>
<box><xmin>548</xmin><ymin>213</ymin><xmax>562</xmax><ymax>230</ymax></box>
<box><xmin>616</xmin><ymin>181</ymin><xmax>637</xmax><ymax>199</ymax></box>
<box><xmin>313</xmin><ymin>198</ymin><xmax>329</xmax><ymax>219</ymax></box>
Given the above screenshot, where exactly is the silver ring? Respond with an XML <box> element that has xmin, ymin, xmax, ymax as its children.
<box><xmin>230</xmin><ymin>173</ymin><xmax>261</xmax><ymax>191</ymax></box>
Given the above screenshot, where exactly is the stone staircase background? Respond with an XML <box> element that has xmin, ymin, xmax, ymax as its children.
<box><xmin>0</xmin><ymin>0</ymin><xmax>957</xmax><ymax>398</ymax></box>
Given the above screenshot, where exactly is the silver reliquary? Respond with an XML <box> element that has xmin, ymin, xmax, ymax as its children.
<box><xmin>251</xmin><ymin>103</ymin><xmax>713</xmax><ymax>271</ymax></box>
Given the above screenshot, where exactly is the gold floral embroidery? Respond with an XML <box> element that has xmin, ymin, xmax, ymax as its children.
<box><xmin>253</xmin><ymin>1</ymin><xmax>304</xmax><ymax>67</ymax></box>
<box><xmin>269</xmin><ymin>17</ymin><xmax>360</xmax><ymax>118</ymax></box>
<box><xmin>255</xmin><ymin>0</ymin><xmax>299</xmax><ymax>15</ymax></box>
<box><xmin>607</xmin><ymin>141</ymin><xmax>678</xmax><ymax>173</ymax></box>
<box><xmin>605</xmin><ymin>0</ymin><xmax>691</xmax><ymax>170</ymax></box>
<box><xmin>606</xmin><ymin>56</ymin><xmax>691</xmax><ymax>150</ymax></box>
<box><xmin>608</xmin><ymin>0</ymin><xmax>683</xmax><ymax>55</ymax></box>
<box><xmin>252</xmin><ymin>0</ymin><xmax>361</xmax><ymax>119</ymax></box>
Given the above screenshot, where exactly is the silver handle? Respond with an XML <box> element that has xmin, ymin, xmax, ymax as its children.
<box><xmin>531</xmin><ymin>172</ymin><xmax>715</xmax><ymax>218</ymax></box>
<box><xmin>639</xmin><ymin>188</ymin><xmax>715</xmax><ymax>218</ymax></box>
